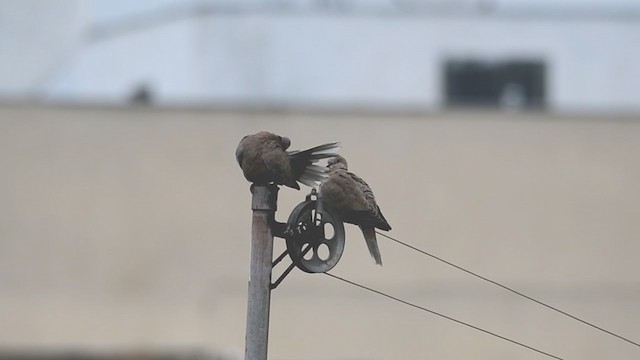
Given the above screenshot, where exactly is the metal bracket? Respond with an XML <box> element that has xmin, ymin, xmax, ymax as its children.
<box><xmin>270</xmin><ymin>252</ymin><xmax>295</xmax><ymax>290</ymax></box>
<box><xmin>269</xmin><ymin>218</ymin><xmax>289</xmax><ymax>239</ymax></box>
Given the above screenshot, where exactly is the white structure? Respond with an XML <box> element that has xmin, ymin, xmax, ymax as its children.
<box><xmin>0</xmin><ymin>0</ymin><xmax>87</xmax><ymax>98</ymax></box>
<box><xmin>4</xmin><ymin>0</ymin><xmax>640</xmax><ymax>113</ymax></box>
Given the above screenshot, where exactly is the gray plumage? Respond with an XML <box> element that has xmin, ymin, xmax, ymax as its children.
<box><xmin>236</xmin><ymin>131</ymin><xmax>340</xmax><ymax>189</ymax></box>
<box><xmin>319</xmin><ymin>155</ymin><xmax>391</xmax><ymax>265</ymax></box>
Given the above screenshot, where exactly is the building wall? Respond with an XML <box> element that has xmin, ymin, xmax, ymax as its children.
<box><xmin>41</xmin><ymin>10</ymin><xmax>640</xmax><ymax>113</ymax></box>
<box><xmin>0</xmin><ymin>0</ymin><xmax>87</xmax><ymax>97</ymax></box>
<box><xmin>1</xmin><ymin>105</ymin><xmax>639</xmax><ymax>359</ymax></box>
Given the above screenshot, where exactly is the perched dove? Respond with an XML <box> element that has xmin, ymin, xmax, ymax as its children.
<box><xmin>236</xmin><ymin>131</ymin><xmax>340</xmax><ymax>189</ymax></box>
<box><xmin>320</xmin><ymin>155</ymin><xmax>391</xmax><ymax>265</ymax></box>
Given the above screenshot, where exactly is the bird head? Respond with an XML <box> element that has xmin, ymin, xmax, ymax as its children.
<box><xmin>278</xmin><ymin>135</ymin><xmax>291</xmax><ymax>150</ymax></box>
<box><xmin>328</xmin><ymin>155</ymin><xmax>348</xmax><ymax>170</ymax></box>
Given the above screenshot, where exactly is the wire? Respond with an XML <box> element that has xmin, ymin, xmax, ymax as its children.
<box><xmin>325</xmin><ymin>272</ymin><xmax>564</xmax><ymax>360</ymax></box>
<box><xmin>376</xmin><ymin>231</ymin><xmax>640</xmax><ymax>349</ymax></box>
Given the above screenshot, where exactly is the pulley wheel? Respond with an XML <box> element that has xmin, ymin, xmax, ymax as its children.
<box><xmin>285</xmin><ymin>199</ymin><xmax>345</xmax><ymax>273</ymax></box>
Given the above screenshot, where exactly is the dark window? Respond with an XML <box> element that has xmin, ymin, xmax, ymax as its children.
<box><xmin>444</xmin><ymin>60</ymin><xmax>545</xmax><ymax>109</ymax></box>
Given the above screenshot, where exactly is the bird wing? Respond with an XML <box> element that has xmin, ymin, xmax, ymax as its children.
<box><xmin>320</xmin><ymin>170</ymin><xmax>369</xmax><ymax>213</ymax></box>
<box><xmin>349</xmin><ymin>172</ymin><xmax>392</xmax><ymax>231</ymax></box>
<box><xmin>338</xmin><ymin>171</ymin><xmax>371</xmax><ymax>211</ymax></box>
<box><xmin>350</xmin><ymin>172</ymin><xmax>375</xmax><ymax>204</ymax></box>
<box><xmin>288</xmin><ymin>142</ymin><xmax>341</xmax><ymax>183</ymax></box>
<box><xmin>263</xmin><ymin>147</ymin><xmax>298</xmax><ymax>189</ymax></box>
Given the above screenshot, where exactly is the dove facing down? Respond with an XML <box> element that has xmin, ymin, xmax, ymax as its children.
<box><xmin>236</xmin><ymin>131</ymin><xmax>340</xmax><ymax>189</ymax></box>
<box><xmin>319</xmin><ymin>155</ymin><xmax>391</xmax><ymax>266</ymax></box>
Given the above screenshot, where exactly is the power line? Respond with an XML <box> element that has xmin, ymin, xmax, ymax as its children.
<box><xmin>325</xmin><ymin>272</ymin><xmax>564</xmax><ymax>360</ymax></box>
<box><xmin>376</xmin><ymin>231</ymin><xmax>640</xmax><ymax>349</ymax></box>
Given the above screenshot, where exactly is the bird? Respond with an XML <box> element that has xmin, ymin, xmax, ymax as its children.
<box><xmin>235</xmin><ymin>131</ymin><xmax>340</xmax><ymax>190</ymax></box>
<box><xmin>319</xmin><ymin>155</ymin><xmax>391</xmax><ymax>265</ymax></box>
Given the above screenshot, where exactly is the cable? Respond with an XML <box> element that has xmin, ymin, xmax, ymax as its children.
<box><xmin>376</xmin><ymin>231</ymin><xmax>640</xmax><ymax>349</ymax></box>
<box><xmin>325</xmin><ymin>272</ymin><xmax>564</xmax><ymax>360</ymax></box>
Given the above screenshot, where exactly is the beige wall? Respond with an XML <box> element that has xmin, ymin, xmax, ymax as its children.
<box><xmin>1</xmin><ymin>105</ymin><xmax>639</xmax><ymax>359</ymax></box>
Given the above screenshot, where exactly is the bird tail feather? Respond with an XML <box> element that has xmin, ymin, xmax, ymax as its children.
<box><xmin>360</xmin><ymin>225</ymin><xmax>383</xmax><ymax>266</ymax></box>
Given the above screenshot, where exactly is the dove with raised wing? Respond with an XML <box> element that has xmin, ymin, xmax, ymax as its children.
<box><xmin>236</xmin><ymin>131</ymin><xmax>340</xmax><ymax>189</ymax></box>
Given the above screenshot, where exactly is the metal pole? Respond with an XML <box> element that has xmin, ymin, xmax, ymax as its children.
<box><xmin>245</xmin><ymin>184</ymin><xmax>278</xmax><ymax>360</ymax></box>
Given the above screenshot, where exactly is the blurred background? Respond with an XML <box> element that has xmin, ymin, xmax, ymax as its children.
<box><xmin>1</xmin><ymin>0</ymin><xmax>640</xmax><ymax>359</ymax></box>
